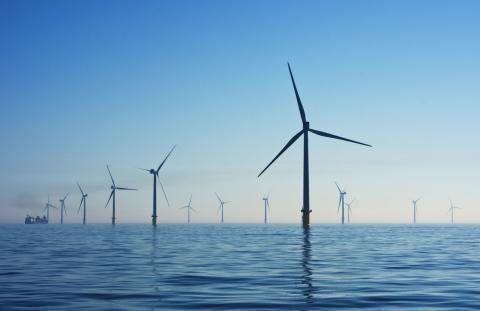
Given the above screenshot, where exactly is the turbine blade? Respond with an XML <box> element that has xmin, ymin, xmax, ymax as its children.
<box><xmin>116</xmin><ymin>187</ymin><xmax>137</xmax><ymax>191</ymax></box>
<box><xmin>157</xmin><ymin>176</ymin><xmax>170</xmax><ymax>207</ymax></box>
<box><xmin>215</xmin><ymin>192</ymin><xmax>222</xmax><ymax>203</ymax></box>
<box><xmin>138</xmin><ymin>167</ymin><xmax>150</xmax><ymax>172</ymax></box>
<box><xmin>287</xmin><ymin>63</ymin><xmax>307</xmax><ymax>124</ymax></box>
<box><xmin>63</xmin><ymin>193</ymin><xmax>69</xmax><ymax>200</ymax></box>
<box><xmin>191</xmin><ymin>207</ymin><xmax>198</xmax><ymax>213</ymax></box>
<box><xmin>223</xmin><ymin>201</ymin><xmax>231</xmax><ymax>204</ymax></box>
<box><xmin>309</xmin><ymin>129</ymin><xmax>372</xmax><ymax>147</ymax></box>
<box><xmin>156</xmin><ymin>145</ymin><xmax>176</xmax><ymax>173</ymax></box>
<box><xmin>258</xmin><ymin>130</ymin><xmax>304</xmax><ymax>178</ymax></box>
<box><xmin>77</xmin><ymin>198</ymin><xmax>84</xmax><ymax>215</ymax></box>
<box><xmin>106</xmin><ymin>165</ymin><xmax>116</xmax><ymax>187</ymax></box>
<box><xmin>105</xmin><ymin>191</ymin><xmax>114</xmax><ymax>208</ymax></box>
<box><xmin>335</xmin><ymin>182</ymin><xmax>341</xmax><ymax>193</ymax></box>
<box><xmin>76</xmin><ymin>181</ymin><xmax>84</xmax><ymax>196</ymax></box>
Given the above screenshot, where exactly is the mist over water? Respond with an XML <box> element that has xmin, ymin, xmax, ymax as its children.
<box><xmin>1</xmin><ymin>224</ymin><xmax>480</xmax><ymax>310</ymax></box>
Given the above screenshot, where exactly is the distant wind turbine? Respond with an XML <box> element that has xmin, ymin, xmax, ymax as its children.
<box><xmin>262</xmin><ymin>193</ymin><xmax>270</xmax><ymax>224</ymax></box>
<box><xmin>345</xmin><ymin>199</ymin><xmax>355</xmax><ymax>224</ymax></box>
<box><xmin>335</xmin><ymin>182</ymin><xmax>347</xmax><ymax>224</ymax></box>
<box><xmin>77</xmin><ymin>182</ymin><xmax>88</xmax><ymax>225</ymax></box>
<box><xmin>59</xmin><ymin>193</ymin><xmax>68</xmax><ymax>224</ymax></box>
<box><xmin>139</xmin><ymin>145</ymin><xmax>176</xmax><ymax>226</ymax></box>
<box><xmin>258</xmin><ymin>63</ymin><xmax>372</xmax><ymax>227</ymax></box>
<box><xmin>180</xmin><ymin>195</ymin><xmax>196</xmax><ymax>224</ymax></box>
<box><xmin>215</xmin><ymin>193</ymin><xmax>230</xmax><ymax>224</ymax></box>
<box><xmin>412</xmin><ymin>197</ymin><xmax>421</xmax><ymax>224</ymax></box>
<box><xmin>448</xmin><ymin>200</ymin><xmax>461</xmax><ymax>224</ymax></box>
<box><xmin>105</xmin><ymin>165</ymin><xmax>137</xmax><ymax>225</ymax></box>
<box><xmin>43</xmin><ymin>195</ymin><xmax>57</xmax><ymax>223</ymax></box>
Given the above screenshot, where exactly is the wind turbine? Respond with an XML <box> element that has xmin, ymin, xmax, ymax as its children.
<box><xmin>258</xmin><ymin>63</ymin><xmax>372</xmax><ymax>227</ymax></box>
<box><xmin>180</xmin><ymin>195</ymin><xmax>196</xmax><ymax>224</ymax></box>
<box><xmin>335</xmin><ymin>182</ymin><xmax>347</xmax><ymax>224</ymax></box>
<box><xmin>105</xmin><ymin>165</ymin><xmax>137</xmax><ymax>225</ymax></box>
<box><xmin>59</xmin><ymin>194</ymin><xmax>68</xmax><ymax>224</ymax></box>
<box><xmin>77</xmin><ymin>182</ymin><xmax>88</xmax><ymax>225</ymax></box>
<box><xmin>345</xmin><ymin>199</ymin><xmax>355</xmax><ymax>224</ymax></box>
<box><xmin>43</xmin><ymin>195</ymin><xmax>57</xmax><ymax>223</ymax></box>
<box><xmin>215</xmin><ymin>193</ymin><xmax>230</xmax><ymax>224</ymax></box>
<box><xmin>139</xmin><ymin>145</ymin><xmax>175</xmax><ymax>226</ymax></box>
<box><xmin>448</xmin><ymin>200</ymin><xmax>461</xmax><ymax>224</ymax></box>
<box><xmin>262</xmin><ymin>193</ymin><xmax>270</xmax><ymax>224</ymax></box>
<box><xmin>411</xmin><ymin>197</ymin><xmax>421</xmax><ymax>224</ymax></box>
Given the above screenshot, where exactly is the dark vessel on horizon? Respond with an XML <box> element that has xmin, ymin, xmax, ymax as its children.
<box><xmin>25</xmin><ymin>215</ymin><xmax>48</xmax><ymax>224</ymax></box>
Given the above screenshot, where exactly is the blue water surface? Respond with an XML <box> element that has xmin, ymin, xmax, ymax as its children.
<box><xmin>1</xmin><ymin>224</ymin><xmax>479</xmax><ymax>310</ymax></box>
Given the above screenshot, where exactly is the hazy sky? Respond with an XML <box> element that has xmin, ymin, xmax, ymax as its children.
<box><xmin>1</xmin><ymin>0</ymin><xmax>479</xmax><ymax>224</ymax></box>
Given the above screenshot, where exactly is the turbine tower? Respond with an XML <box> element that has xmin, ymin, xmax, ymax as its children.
<box><xmin>345</xmin><ymin>199</ymin><xmax>355</xmax><ymax>224</ymax></box>
<box><xmin>139</xmin><ymin>145</ymin><xmax>175</xmax><ymax>226</ymax></box>
<box><xmin>262</xmin><ymin>193</ymin><xmax>270</xmax><ymax>224</ymax></box>
<box><xmin>105</xmin><ymin>165</ymin><xmax>137</xmax><ymax>225</ymax></box>
<box><xmin>77</xmin><ymin>182</ymin><xmax>88</xmax><ymax>225</ymax></box>
<box><xmin>335</xmin><ymin>182</ymin><xmax>347</xmax><ymax>224</ymax></box>
<box><xmin>180</xmin><ymin>195</ymin><xmax>196</xmax><ymax>224</ymax></box>
<box><xmin>43</xmin><ymin>195</ymin><xmax>57</xmax><ymax>223</ymax></box>
<box><xmin>215</xmin><ymin>193</ymin><xmax>230</xmax><ymax>224</ymax></box>
<box><xmin>412</xmin><ymin>197</ymin><xmax>421</xmax><ymax>224</ymax></box>
<box><xmin>59</xmin><ymin>193</ymin><xmax>68</xmax><ymax>224</ymax></box>
<box><xmin>258</xmin><ymin>63</ymin><xmax>372</xmax><ymax>227</ymax></box>
<box><xmin>448</xmin><ymin>200</ymin><xmax>461</xmax><ymax>224</ymax></box>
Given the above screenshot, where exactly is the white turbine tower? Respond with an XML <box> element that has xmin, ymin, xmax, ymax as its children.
<box><xmin>345</xmin><ymin>199</ymin><xmax>355</xmax><ymax>224</ymax></box>
<box><xmin>59</xmin><ymin>193</ymin><xmax>68</xmax><ymax>224</ymax></box>
<box><xmin>448</xmin><ymin>200</ymin><xmax>461</xmax><ymax>224</ymax></box>
<box><xmin>411</xmin><ymin>197</ymin><xmax>421</xmax><ymax>224</ymax></box>
<box><xmin>335</xmin><ymin>182</ymin><xmax>347</xmax><ymax>224</ymax></box>
<box><xmin>262</xmin><ymin>193</ymin><xmax>270</xmax><ymax>224</ymax></box>
<box><xmin>215</xmin><ymin>193</ymin><xmax>230</xmax><ymax>224</ymax></box>
<box><xmin>43</xmin><ymin>195</ymin><xmax>57</xmax><ymax>223</ymax></box>
<box><xmin>180</xmin><ymin>195</ymin><xmax>196</xmax><ymax>224</ymax></box>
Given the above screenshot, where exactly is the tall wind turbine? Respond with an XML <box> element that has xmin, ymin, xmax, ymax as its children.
<box><xmin>262</xmin><ymin>193</ymin><xmax>270</xmax><ymax>224</ymax></box>
<box><xmin>411</xmin><ymin>197</ymin><xmax>421</xmax><ymax>224</ymax></box>
<box><xmin>105</xmin><ymin>165</ymin><xmax>137</xmax><ymax>225</ymax></box>
<box><xmin>215</xmin><ymin>193</ymin><xmax>230</xmax><ymax>224</ymax></box>
<box><xmin>345</xmin><ymin>199</ymin><xmax>355</xmax><ymax>224</ymax></box>
<box><xmin>180</xmin><ymin>195</ymin><xmax>196</xmax><ymax>224</ymax></box>
<box><xmin>59</xmin><ymin>194</ymin><xmax>68</xmax><ymax>224</ymax></box>
<box><xmin>43</xmin><ymin>195</ymin><xmax>57</xmax><ymax>223</ymax></box>
<box><xmin>77</xmin><ymin>182</ymin><xmax>88</xmax><ymax>225</ymax></box>
<box><xmin>139</xmin><ymin>145</ymin><xmax>175</xmax><ymax>226</ymax></box>
<box><xmin>335</xmin><ymin>182</ymin><xmax>347</xmax><ymax>224</ymax></box>
<box><xmin>448</xmin><ymin>200</ymin><xmax>461</xmax><ymax>224</ymax></box>
<box><xmin>258</xmin><ymin>63</ymin><xmax>372</xmax><ymax>227</ymax></box>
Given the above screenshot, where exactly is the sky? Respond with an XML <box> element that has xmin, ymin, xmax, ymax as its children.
<box><xmin>1</xmin><ymin>0</ymin><xmax>479</xmax><ymax>224</ymax></box>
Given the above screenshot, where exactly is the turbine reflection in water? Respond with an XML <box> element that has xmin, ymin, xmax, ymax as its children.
<box><xmin>301</xmin><ymin>227</ymin><xmax>314</xmax><ymax>308</ymax></box>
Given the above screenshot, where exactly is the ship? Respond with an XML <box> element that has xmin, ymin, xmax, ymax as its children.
<box><xmin>25</xmin><ymin>215</ymin><xmax>48</xmax><ymax>224</ymax></box>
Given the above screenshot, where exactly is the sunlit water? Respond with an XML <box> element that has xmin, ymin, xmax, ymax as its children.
<box><xmin>1</xmin><ymin>224</ymin><xmax>480</xmax><ymax>310</ymax></box>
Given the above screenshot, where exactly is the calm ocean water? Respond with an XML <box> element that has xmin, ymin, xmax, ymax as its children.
<box><xmin>1</xmin><ymin>224</ymin><xmax>480</xmax><ymax>310</ymax></box>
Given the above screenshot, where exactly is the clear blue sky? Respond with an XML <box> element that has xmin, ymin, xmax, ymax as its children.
<box><xmin>1</xmin><ymin>0</ymin><xmax>479</xmax><ymax>223</ymax></box>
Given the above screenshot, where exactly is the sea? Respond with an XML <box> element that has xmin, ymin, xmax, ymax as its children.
<box><xmin>1</xmin><ymin>224</ymin><xmax>479</xmax><ymax>310</ymax></box>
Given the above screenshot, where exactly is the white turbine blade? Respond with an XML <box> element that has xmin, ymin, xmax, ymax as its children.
<box><xmin>258</xmin><ymin>130</ymin><xmax>304</xmax><ymax>178</ymax></box>
<box><xmin>116</xmin><ymin>187</ymin><xmax>137</xmax><ymax>191</ymax></box>
<box><xmin>335</xmin><ymin>182</ymin><xmax>341</xmax><ymax>193</ymax></box>
<box><xmin>106</xmin><ymin>165</ymin><xmax>116</xmax><ymax>187</ymax></box>
<box><xmin>76</xmin><ymin>182</ymin><xmax>84</xmax><ymax>196</ymax></box>
<box><xmin>77</xmin><ymin>197</ymin><xmax>84</xmax><ymax>214</ymax></box>
<box><xmin>157</xmin><ymin>176</ymin><xmax>170</xmax><ymax>207</ymax></box>
<box><xmin>105</xmin><ymin>191</ymin><xmax>114</xmax><ymax>208</ymax></box>
<box><xmin>215</xmin><ymin>192</ymin><xmax>222</xmax><ymax>203</ymax></box>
